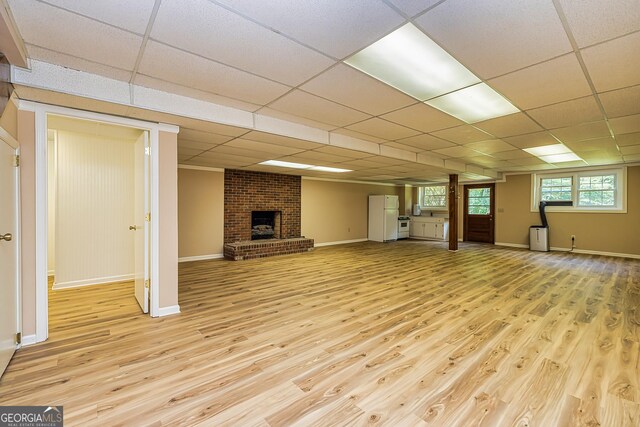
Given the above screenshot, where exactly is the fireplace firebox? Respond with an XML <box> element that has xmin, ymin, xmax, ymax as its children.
<box><xmin>251</xmin><ymin>211</ymin><xmax>281</xmax><ymax>240</ymax></box>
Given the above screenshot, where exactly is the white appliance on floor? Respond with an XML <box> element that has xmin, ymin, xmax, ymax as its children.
<box><xmin>368</xmin><ymin>195</ymin><xmax>399</xmax><ymax>242</ymax></box>
<box><xmin>398</xmin><ymin>216</ymin><xmax>410</xmax><ymax>239</ymax></box>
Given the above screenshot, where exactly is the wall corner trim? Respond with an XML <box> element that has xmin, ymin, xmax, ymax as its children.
<box><xmin>158</xmin><ymin>305</ymin><xmax>181</xmax><ymax>317</ymax></box>
<box><xmin>21</xmin><ymin>334</ymin><xmax>37</xmax><ymax>346</ymax></box>
<box><xmin>158</xmin><ymin>123</ymin><xmax>179</xmax><ymax>134</ymax></box>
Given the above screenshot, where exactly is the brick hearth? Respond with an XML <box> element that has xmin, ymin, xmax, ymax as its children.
<box><xmin>223</xmin><ymin>169</ymin><xmax>312</xmax><ymax>260</ymax></box>
<box><xmin>223</xmin><ymin>238</ymin><xmax>314</xmax><ymax>260</ymax></box>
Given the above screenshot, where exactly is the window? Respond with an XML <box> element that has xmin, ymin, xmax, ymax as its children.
<box><xmin>420</xmin><ymin>185</ymin><xmax>447</xmax><ymax>209</ymax></box>
<box><xmin>467</xmin><ymin>187</ymin><xmax>491</xmax><ymax>215</ymax></box>
<box><xmin>578</xmin><ymin>174</ymin><xmax>616</xmax><ymax>207</ymax></box>
<box><xmin>540</xmin><ymin>177</ymin><xmax>572</xmax><ymax>201</ymax></box>
<box><xmin>532</xmin><ymin>168</ymin><xmax>626</xmax><ymax>212</ymax></box>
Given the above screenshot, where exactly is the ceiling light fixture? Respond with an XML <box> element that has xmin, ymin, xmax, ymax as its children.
<box><xmin>523</xmin><ymin>144</ymin><xmax>583</xmax><ymax>163</ymax></box>
<box><xmin>259</xmin><ymin>160</ymin><xmax>352</xmax><ymax>173</ymax></box>
<box><xmin>344</xmin><ymin>23</ymin><xmax>519</xmax><ymax>123</ymax></box>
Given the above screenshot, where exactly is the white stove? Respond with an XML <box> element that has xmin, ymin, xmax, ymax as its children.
<box><xmin>398</xmin><ymin>216</ymin><xmax>410</xmax><ymax>239</ymax></box>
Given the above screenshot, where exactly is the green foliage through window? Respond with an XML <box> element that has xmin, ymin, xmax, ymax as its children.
<box><xmin>467</xmin><ymin>187</ymin><xmax>490</xmax><ymax>215</ymax></box>
<box><xmin>578</xmin><ymin>175</ymin><xmax>615</xmax><ymax>207</ymax></box>
<box><xmin>420</xmin><ymin>185</ymin><xmax>447</xmax><ymax>209</ymax></box>
<box><xmin>540</xmin><ymin>177</ymin><xmax>572</xmax><ymax>202</ymax></box>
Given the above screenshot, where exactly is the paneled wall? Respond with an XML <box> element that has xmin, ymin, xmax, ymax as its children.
<box><xmin>53</xmin><ymin>130</ymin><xmax>136</xmax><ymax>288</ymax></box>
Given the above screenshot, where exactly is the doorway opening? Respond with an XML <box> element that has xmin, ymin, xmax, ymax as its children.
<box><xmin>46</xmin><ymin>114</ymin><xmax>151</xmax><ymax>319</ymax></box>
<box><xmin>463</xmin><ymin>183</ymin><xmax>495</xmax><ymax>243</ymax></box>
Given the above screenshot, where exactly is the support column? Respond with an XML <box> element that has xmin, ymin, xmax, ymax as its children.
<box><xmin>448</xmin><ymin>174</ymin><xmax>458</xmax><ymax>251</ymax></box>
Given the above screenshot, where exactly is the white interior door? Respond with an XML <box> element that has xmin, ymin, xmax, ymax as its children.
<box><xmin>0</xmin><ymin>140</ymin><xmax>18</xmax><ymax>376</ymax></box>
<box><xmin>133</xmin><ymin>131</ymin><xmax>149</xmax><ymax>313</ymax></box>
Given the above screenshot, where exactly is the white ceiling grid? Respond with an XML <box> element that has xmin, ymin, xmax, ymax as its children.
<box><xmin>6</xmin><ymin>0</ymin><xmax>640</xmax><ymax>182</ymax></box>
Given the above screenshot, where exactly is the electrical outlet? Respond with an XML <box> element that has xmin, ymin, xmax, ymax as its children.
<box><xmin>571</xmin><ymin>234</ymin><xmax>575</xmax><ymax>241</ymax></box>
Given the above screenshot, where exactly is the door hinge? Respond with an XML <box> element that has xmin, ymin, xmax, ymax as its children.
<box><xmin>145</xmin><ymin>146</ymin><xmax>150</xmax><ymax>156</ymax></box>
<box><xmin>144</xmin><ymin>279</ymin><xmax>150</xmax><ymax>289</ymax></box>
<box><xmin>15</xmin><ymin>332</ymin><xmax>21</xmax><ymax>345</ymax></box>
<box><xmin>145</xmin><ymin>212</ymin><xmax>151</xmax><ymax>222</ymax></box>
<box><xmin>13</xmin><ymin>155</ymin><xmax>19</xmax><ymax>167</ymax></box>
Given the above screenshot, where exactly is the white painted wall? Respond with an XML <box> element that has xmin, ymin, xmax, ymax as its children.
<box><xmin>53</xmin><ymin>130</ymin><xmax>136</xmax><ymax>288</ymax></box>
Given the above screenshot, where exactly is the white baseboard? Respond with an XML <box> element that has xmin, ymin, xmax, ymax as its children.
<box><xmin>496</xmin><ymin>242</ymin><xmax>640</xmax><ymax>259</ymax></box>
<box><xmin>157</xmin><ymin>305</ymin><xmax>181</xmax><ymax>317</ymax></box>
<box><xmin>53</xmin><ymin>274</ymin><xmax>135</xmax><ymax>290</ymax></box>
<box><xmin>495</xmin><ymin>242</ymin><xmax>529</xmax><ymax>249</ymax></box>
<box><xmin>314</xmin><ymin>238</ymin><xmax>368</xmax><ymax>247</ymax></box>
<box><xmin>21</xmin><ymin>334</ymin><xmax>37</xmax><ymax>346</ymax></box>
<box><xmin>178</xmin><ymin>253</ymin><xmax>224</xmax><ymax>262</ymax></box>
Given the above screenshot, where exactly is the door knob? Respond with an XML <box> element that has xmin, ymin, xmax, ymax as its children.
<box><xmin>129</xmin><ymin>225</ymin><xmax>138</xmax><ymax>231</ymax></box>
<box><xmin>0</xmin><ymin>233</ymin><xmax>12</xmax><ymax>241</ymax></box>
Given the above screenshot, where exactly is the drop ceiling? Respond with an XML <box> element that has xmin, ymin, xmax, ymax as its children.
<box><xmin>5</xmin><ymin>0</ymin><xmax>640</xmax><ymax>183</ymax></box>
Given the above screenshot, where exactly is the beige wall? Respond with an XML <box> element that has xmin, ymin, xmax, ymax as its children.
<box><xmin>18</xmin><ymin>109</ymin><xmax>35</xmax><ymax>337</ymax></box>
<box><xmin>158</xmin><ymin>130</ymin><xmax>179</xmax><ymax>309</ymax></box>
<box><xmin>496</xmin><ymin>166</ymin><xmax>640</xmax><ymax>255</ymax></box>
<box><xmin>178</xmin><ymin>168</ymin><xmax>224</xmax><ymax>258</ymax></box>
<box><xmin>301</xmin><ymin>178</ymin><xmax>403</xmax><ymax>244</ymax></box>
<box><xmin>1</xmin><ymin>98</ymin><xmax>18</xmax><ymax>140</ymax></box>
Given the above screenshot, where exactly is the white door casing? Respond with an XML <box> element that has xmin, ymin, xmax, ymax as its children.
<box><xmin>0</xmin><ymin>138</ymin><xmax>18</xmax><ymax>376</ymax></box>
<box><xmin>133</xmin><ymin>131</ymin><xmax>149</xmax><ymax>313</ymax></box>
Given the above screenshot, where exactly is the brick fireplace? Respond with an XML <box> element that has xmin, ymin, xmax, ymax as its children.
<box><xmin>223</xmin><ymin>169</ymin><xmax>313</xmax><ymax>260</ymax></box>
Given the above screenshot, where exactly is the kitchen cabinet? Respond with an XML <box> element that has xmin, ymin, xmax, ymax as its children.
<box><xmin>409</xmin><ymin>217</ymin><xmax>449</xmax><ymax>241</ymax></box>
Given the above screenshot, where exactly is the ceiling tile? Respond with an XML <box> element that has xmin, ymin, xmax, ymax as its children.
<box><xmin>40</xmin><ymin>0</ymin><xmax>156</xmax><ymax>33</ymax></box>
<box><xmin>619</xmin><ymin>145</ymin><xmax>640</xmax><ymax>155</ymax></box>
<box><xmin>242</xmin><ymin>131</ymin><xmax>324</xmax><ymax>150</ymax></box>
<box><xmin>268</xmin><ymin>90</ymin><xmax>371</xmax><ymax>128</ymax></box>
<box><xmin>151</xmin><ymin>0</ymin><xmax>335</xmax><ymax>86</ymax></box>
<box><xmin>564</xmin><ymin>137</ymin><xmax>618</xmax><ymax>152</ymax></box>
<box><xmin>385</xmin><ymin>0</ymin><xmax>442</xmax><ymax>17</ymax></box>
<box><xmin>414</xmin><ymin>0</ymin><xmax>572</xmax><ymax>79</ymax></box>
<box><xmin>504</xmin><ymin>131</ymin><xmax>559</xmax><ymax>149</ymax></box>
<box><xmin>527</xmin><ymin>96</ymin><xmax>604</xmax><ymax>129</ymax></box>
<box><xmin>257</xmin><ymin>107</ymin><xmax>337</xmax><ymax>131</ymax></box>
<box><xmin>577</xmin><ymin>151</ymin><xmax>624</xmax><ymax>165</ymax></box>
<box><xmin>196</xmin><ymin>150</ymin><xmax>265</xmax><ymax>165</ymax></box>
<box><xmin>598</xmin><ymin>85</ymin><xmax>640</xmax><ymax>118</ymax></box>
<box><xmin>26</xmin><ymin>44</ymin><xmax>132</xmax><ymax>82</ymax></box>
<box><xmin>474</xmin><ymin>113</ymin><xmax>543</xmax><ymax>138</ymax></box>
<box><xmin>582</xmin><ymin>32</ymin><xmax>640</xmax><ymax>92</ymax></box>
<box><xmin>432</xmin><ymin>146</ymin><xmax>482</xmax><ymax>158</ymax></box>
<box><xmin>134</xmin><ymin>75</ymin><xmax>261</xmax><ymax>112</ymax></box>
<box><xmin>395</xmin><ymin>134</ymin><xmax>456</xmax><ymax>151</ymax></box>
<box><xmin>345</xmin><ymin>118</ymin><xmax>421</xmax><ymax>141</ymax></box>
<box><xmin>139</xmin><ymin>41</ymin><xmax>291</xmax><ymax>105</ymax></box>
<box><xmin>278</xmin><ymin>152</ymin><xmax>352</xmax><ymax>164</ymax></box>
<box><xmin>380</xmin><ymin>103</ymin><xmax>464</xmax><ymax>133</ymax></box>
<box><xmin>178</xmin><ymin>138</ymin><xmax>227</xmax><ymax>150</ymax></box>
<box><xmin>464</xmin><ymin>139</ymin><xmax>516</xmax><ymax>154</ymax></box>
<box><xmin>431</xmin><ymin>125</ymin><xmax>493</xmax><ymax>144</ymax></box>
<box><xmin>615</xmin><ymin>132</ymin><xmax>640</xmax><ymax>146</ymax></box>
<box><xmin>179</xmin><ymin>128</ymin><xmax>238</xmax><ymax>143</ymax></box>
<box><xmin>550</xmin><ymin>121</ymin><xmax>611</xmax><ymax>143</ymax></box>
<box><xmin>381</xmin><ymin>141</ymin><xmax>424</xmax><ymax>153</ymax></box>
<box><xmin>488</xmin><ymin>54</ymin><xmax>592</xmax><ymax>110</ymax></box>
<box><xmin>492</xmin><ymin>149</ymin><xmax>536</xmax><ymax>160</ymax></box>
<box><xmin>10</xmin><ymin>0</ymin><xmax>142</xmax><ymax>70</ymax></box>
<box><xmin>331</xmin><ymin>128</ymin><xmax>386</xmax><ymax>144</ymax></box>
<box><xmin>225</xmin><ymin>138</ymin><xmax>306</xmax><ymax>156</ymax></box>
<box><xmin>610</xmin><ymin>114</ymin><xmax>640</xmax><ymax>135</ymax></box>
<box><xmin>300</xmin><ymin>64</ymin><xmax>416</xmax><ymax>115</ymax></box>
<box><xmin>177</xmin><ymin>146</ymin><xmax>205</xmax><ymax>157</ymax></box>
<box><xmin>557</xmin><ymin>0</ymin><xmax>640</xmax><ymax>48</ymax></box>
<box><xmin>509</xmin><ymin>157</ymin><xmax>550</xmax><ymax>166</ymax></box>
<box><xmin>213</xmin><ymin>0</ymin><xmax>404</xmax><ymax>59</ymax></box>
<box><xmin>312</xmin><ymin>146</ymin><xmax>373</xmax><ymax>159</ymax></box>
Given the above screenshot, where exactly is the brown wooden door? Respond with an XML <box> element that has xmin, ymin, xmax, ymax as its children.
<box><xmin>464</xmin><ymin>183</ymin><xmax>495</xmax><ymax>243</ymax></box>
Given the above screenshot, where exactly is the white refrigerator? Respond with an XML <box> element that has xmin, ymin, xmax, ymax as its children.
<box><xmin>368</xmin><ymin>195</ymin><xmax>399</xmax><ymax>242</ymax></box>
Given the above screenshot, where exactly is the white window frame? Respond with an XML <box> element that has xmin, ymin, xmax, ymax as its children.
<box><xmin>531</xmin><ymin>167</ymin><xmax>627</xmax><ymax>213</ymax></box>
<box><xmin>419</xmin><ymin>184</ymin><xmax>448</xmax><ymax>211</ymax></box>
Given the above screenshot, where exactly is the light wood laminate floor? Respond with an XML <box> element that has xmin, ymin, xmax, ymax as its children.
<box><xmin>1</xmin><ymin>241</ymin><xmax>639</xmax><ymax>426</ymax></box>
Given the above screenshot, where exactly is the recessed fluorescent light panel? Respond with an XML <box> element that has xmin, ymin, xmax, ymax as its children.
<box><xmin>523</xmin><ymin>144</ymin><xmax>582</xmax><ymax>163</ymax></box>
<box><xmin>425</xmin><ymin>83</ymin><xmax>520</xmax><ymax>123</ymax></box>
<box><xmin>259</xmin><ymin>160</ymin><xmax>351</xmax><ymax>173</ymax></box>
<box><xmin>345</xmin><ymin>23</ymin><xmax>480</xmax><ymax>101</ymax></box>
<box><xmin>344</xmin><ymin>23</ymin><xmax>519</xmax><ymax>123</ymax></box>
<box><xmin>523</xmin><ymin>144</ymin><xmax>570</xmax><ymax>157</ymax></box>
